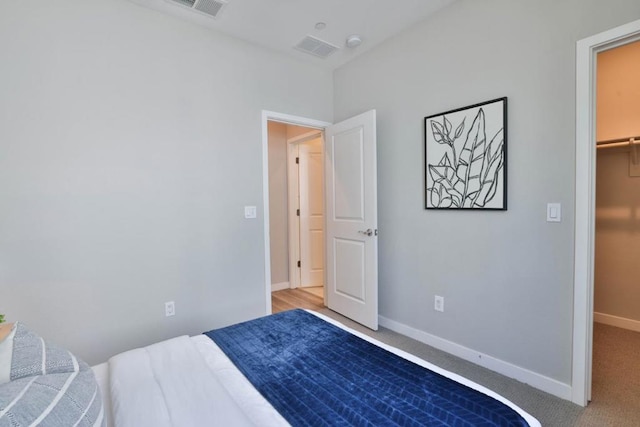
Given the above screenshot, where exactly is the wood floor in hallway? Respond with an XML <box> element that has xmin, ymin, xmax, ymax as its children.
<box><xmin>272</xmin><ymin>288</ymin><xmax>324</xmax><ymax>313</ymax></box>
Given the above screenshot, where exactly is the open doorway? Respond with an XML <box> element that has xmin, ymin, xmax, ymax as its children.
<box><xmin>591</xmin><ymin>39</ymin><xmax>640</xmax><ymax>415</ymax></box>
<box><xmin>262</xmin><ymin>109</ymin><xmax>379</xmax><ymax>329</ymax></box>
<box><xmin>267</xmin><ymin>120</ymin><xmax>326</xmax><ymax>313</ymax></box>
<box><xmin>573</xmin><ymin>19</ymin><xmax>640</xmax><ymax>406</ymax></box>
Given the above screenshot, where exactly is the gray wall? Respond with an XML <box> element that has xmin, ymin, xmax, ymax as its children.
<box><xmin>0</xmin><ymin>0</ymin><xmax>332</xmax><ymax>364</ymax></box>
<box><xmin>333</xmin><ymin>0</ymin><xmax>640</xmax><ymax>385</ymax></box>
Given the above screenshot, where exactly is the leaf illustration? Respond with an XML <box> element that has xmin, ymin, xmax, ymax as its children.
<box><xmin>439</xmin><ymin>192</ymin><xmax>454</xmax><ymax>208</ymax></box>
<box><xmin>456</xmin><ymin>108</ymin><xmax>487</xmax><ymax>204</ymax></box>
<box><xmin>454</xmin><ymin>179</ymin><xmax>465</xmax><ymax>196</ymax></box>
<box><xmin>427</xmin><ymin>184</ymin><xmax>441</xmax><ymax>207</ymax></box>
<box><xmin>472</xmin><ymin>129</ymin><xmax>505</xmax><ymax>207</ymax></box>
<box><xmin>483</xmin><ymin>129</ymin><xmax>504</xmax><ymax>179</ymax></box>
<box><xmin>474</xmin><ymin>155</ymin><xmax>504</xmax><ymax>207</ymax></box>
<box><xmin>444</xmin><ymin>116</ymin><xmax>452</xmax><ymax>135</ymax></box>
<box><xmin>428</xmin><ymin>183</ymin><xmax>456</xmax><ymax>208</ymax></box>
<box><xmin>438</xmin><ymin>153</ymin><xmax>453</xmax><ymax>168</ymax></box>
<box><xmin>430</xmin><ymin>120</ymin><xmax>446</xmax><ymax>144</ymax></box>
<box><xmin>438</xmin><ymin>193</ymin><xmax>459</xmax><ymax>208</ymax></box>
<box><xmin>428</xmin><ymin>165</ymin><xmax>462</xmax><ymax>206</ymax></box>
<box><xmin>429</xmin><ymin>164</ymin><xmax>454</xmax><ymax>186</ymax></box>
<box><xmin>454</xmin><ymin>118</ymin><xmax>465</xmax><ymax>139</ymax></box>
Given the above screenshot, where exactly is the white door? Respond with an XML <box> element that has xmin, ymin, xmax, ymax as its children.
<box><xmin>325</xmin><ymin>110</ymin><xmax>378</xmax><ymax>330</ymax></box>
<box><xmin>299</xmin><ymin>138</ymin><xmax>324</xmax><ymax>288</ymax></box>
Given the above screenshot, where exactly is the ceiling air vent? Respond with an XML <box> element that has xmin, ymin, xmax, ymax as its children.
<box><xmin>294</xmin><ymin>35</ymin><xmax>339</xmax><ymax>59</ymax></box>
<box><xmin>167</xmin><ymin>0</ymin><xmax>227</xmax><ymax>19</ymax></box>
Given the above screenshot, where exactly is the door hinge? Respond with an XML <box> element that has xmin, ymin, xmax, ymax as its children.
<box><xmin>297</xmin><ymin>260</ymin><xmax>301</xmax><ymax>268</ymax></box>
<box><xmin>295</xmin><ymin>157</ymin><xmax>299</xmax><ymax>164</ymax></box>
<box><xmin>296</xmin><ymin>209</ymin><xmax>300</xmax><ymax>216</ymax></box>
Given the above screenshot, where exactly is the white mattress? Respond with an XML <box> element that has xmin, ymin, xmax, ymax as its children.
<box><xmin>93</xmin><ymin>311</ymin><xmax>540</xmax><ymax>427</ymax></box>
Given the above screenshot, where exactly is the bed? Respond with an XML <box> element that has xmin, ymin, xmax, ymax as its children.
<box><xmin>94</xmin><ymin>309</ymin><xmax>540</xmax><ymax>427</ymax></box>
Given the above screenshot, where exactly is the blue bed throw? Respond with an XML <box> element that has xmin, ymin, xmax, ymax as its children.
<box><xmin>205</xmin><ymin>309</ymin><xmax>529</xmax><ymax>427</ymax></box>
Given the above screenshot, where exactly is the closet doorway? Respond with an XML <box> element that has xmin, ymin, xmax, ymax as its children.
<box><xmin>592</xmin><ymin>39</ymin><xmax>640</xmax><ymax>416</ymax></box>
<box><xmin>267</xmin><ymin>121</ymin><xmax>326</xmax><ymax>313</ymax></box>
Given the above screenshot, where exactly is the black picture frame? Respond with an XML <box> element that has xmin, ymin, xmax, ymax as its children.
<box><xmin>424</xmin><ymin>97</ymin><xmax>507</xmax><ymax>210</ymax></box>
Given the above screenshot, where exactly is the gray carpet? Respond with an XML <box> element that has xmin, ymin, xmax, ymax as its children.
<box><xmin>574</xmin><ymin>323</ymin><xmax>640</xmax><ymax>426</ymax></box>
<box><xmin>318</xmin><ymin>309</ymin><xmax>640</xmax><ymax>426</ymax></box>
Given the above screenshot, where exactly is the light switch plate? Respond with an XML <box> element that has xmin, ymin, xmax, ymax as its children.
<box><xmin>244</xmin><ymin>206</ymin><xmax>257</xmax><ymax>219</ymax></box>
<box><xmin>547</xmin><ymin>203</ymin><xmax>561</xmax><ymax>222</ymax></box>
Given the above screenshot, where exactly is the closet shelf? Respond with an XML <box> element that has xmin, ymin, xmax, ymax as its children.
<box><xmin>596</xmin><ymin>135</ymin><xmax>640</xmax><ymax>148</ymax></box>
<box><xmin>597</xmin><ymin>136</ymin><xmax>640</xmax><ymax>165</ymax></box>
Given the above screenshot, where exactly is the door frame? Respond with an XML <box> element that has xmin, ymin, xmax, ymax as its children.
<box><xmin>262</xmin><ymin>111</ymin><xmax>331</xmax><ymax>314</ymax></box>
<box><xmin>573</xmin><ymin>18</ymin><xmax>640</xmax><ymax>406</ymax></box>
<box><xmin>287</xmin><ymin>130</ymin><xmax>323</xmax><ymax>290</ymax></box>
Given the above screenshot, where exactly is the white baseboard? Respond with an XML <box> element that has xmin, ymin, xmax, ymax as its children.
<box><xmin>378</xmin><ymin>315</ymin><xmax>572</xmax><ymax>401</ymax></box>
<box><xmin>271</xmin><ymin>282</ymin><xmax>290</xmax><ymax>292</ymax></box>
<box><xmin>594</xmin><ymin>312</ymin><xmax>640</xmax><ymax>332</ymax></box>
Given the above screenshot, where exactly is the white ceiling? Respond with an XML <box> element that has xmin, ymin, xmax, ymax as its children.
<box><xmin>128</xmin><ymin>0</ymin><xmax>456</xmax><ymax>70</ymax></box>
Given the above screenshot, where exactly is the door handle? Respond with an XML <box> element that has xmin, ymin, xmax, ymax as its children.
<box><xmin>358</xmin><ymin>229</ymin><xmax>374</xmax><ymax>236</ymax></box>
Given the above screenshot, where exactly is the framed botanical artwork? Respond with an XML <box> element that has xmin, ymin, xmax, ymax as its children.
<box><xmin>424</xmin><ymin>97</ymin><xmax>507</xmax><ymax>210</ymax></box>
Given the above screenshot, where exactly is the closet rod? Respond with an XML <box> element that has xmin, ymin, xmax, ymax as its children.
<box><xmin>596</xmin><ymin>135</ymin><xmax>640</xmax><ymax>149</ymax></box>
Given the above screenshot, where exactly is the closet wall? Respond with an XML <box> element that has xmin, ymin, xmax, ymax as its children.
<box><xmin>594</xmin><ymin>40</ymin><xmax>640</xmax><ymax>327</ymax></box>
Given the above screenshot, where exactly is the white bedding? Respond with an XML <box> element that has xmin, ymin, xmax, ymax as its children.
<box><xmin>108</xmin><ymin>335</ymin><xmax>252</xmax><ymax>427</ymax></box>
<box><xmin>92</xmin><ymin>362</ymin><xmax>112</xmax><ymax>427</ymax></box>
<box><xmin>94</xmin><ymin>311</ymin><xmax>541</xmax><ymax>427</ymax></box>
